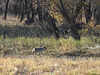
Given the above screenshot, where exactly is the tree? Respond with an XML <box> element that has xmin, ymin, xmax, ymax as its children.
<box><xmin>4</xmin><ymin>0</ymin><xmax>9</xmax><ymax>20</ymax></box>
<box><xmin>49</xmin><ymin>0</ymin><xmax>88</xmax><ymax>40</ymax></box>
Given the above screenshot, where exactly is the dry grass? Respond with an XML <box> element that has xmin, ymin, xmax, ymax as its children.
<box><xmin>0</xmin><ymin>56</ymin><xmax>100</xmax><ymax>75</ymax></box>
<box><xmin>0</xmin><ymin>15</ymin><xmax>24</xmax><ymax>26</ymax></box>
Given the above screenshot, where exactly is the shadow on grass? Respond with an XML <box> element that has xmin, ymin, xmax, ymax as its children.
<box><xmin>1</xmin><ymin>49</ymin><xmax>100</xmax><ymax>58</ymax></box>
<box><xmin>61</xmin><ymin>49</ymin><xmax>100</xmax><ymax>57</ymax></box>
<box><xmin>44</xmin><ymin>48</ymin><xmax>100</xmax><ymax>58</ymax></box>
<box><xmin>0</xmin><ymin>24</ymin><xmax>54</xmax><ymax>38</ymax></box>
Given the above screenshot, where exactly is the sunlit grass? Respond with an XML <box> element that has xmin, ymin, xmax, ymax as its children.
<box><xmin>0</xmin><ymin>56</ymin><xmax>100</xmax><ymax>75</ymax></box>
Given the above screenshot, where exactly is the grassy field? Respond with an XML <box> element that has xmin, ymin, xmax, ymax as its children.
<box><xmin>0</xmin><ymin>16</ymin><xmax>100</xmax><ymax>75</ymax></box>
<box><xmin>0</xmin><ymin>36</ymin><xmax>100</xmax><ymax>55</ymax></box>
<box><xmin>0</xmin><ymin>36</ymin><xmax>100</xmax><ymax>75</ymax></box>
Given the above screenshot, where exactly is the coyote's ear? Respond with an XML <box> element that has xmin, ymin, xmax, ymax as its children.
<box><xmin>44</xmin><ymin>46</ymin><xmax>47</xmax><ymax>49</ymax></box>
<box><xmin>43</xmin><ymin>46</ymin><xmax>45</xmax><ymax>48</ymax></box>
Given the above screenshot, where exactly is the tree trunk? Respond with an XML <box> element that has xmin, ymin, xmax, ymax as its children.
<box><xmin>70</xmin><ymin>22</ymin><xmax>80</xmax><ymax>40</ymax></box>
<box><xmin>4</xmin><ymin>0</ymin><xmax>9</xmax><ymax>20</ymax></box>
<box><xmin>37</xmin><ymin>0</ymin><xmax>42</xmax><ymax>22</ymax></box>
<box><xmin>44</xmin><ymin>12</ymin><xmax>60</xmax><ymax>39</ymax></box>
<box><xmin>84</xmin><ymin>0</ymin><xmax>92</xmax><ymax>23</ymax></box>
<box><xmin>18</xmin><ymin>0</ymin><xmax>21</xmax><ymax>18</ymax></box>
<box><xmin>20</xmin><ymin>1</ymin><xmax>25</xmax><ymax>22</ymax></box>
<box><xmin>31</xmin><ymin>8</ymin><xmax>35</xmax><ymax>22</ymax></box>
<box><xmin>51</xmin><ymin>19</ymin><xmax>60</xmax><ymax>39</ymax></box>
<box><xmin>25</xmin><ymin>0</ymin><xmax>30</xmax><ymax>20</ymax></box>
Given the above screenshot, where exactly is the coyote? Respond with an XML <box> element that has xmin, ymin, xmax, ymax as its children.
<box><xmin>32</xmin><ymin>46</ymin><xmax>47</xmax><ymax>54</ymax></box>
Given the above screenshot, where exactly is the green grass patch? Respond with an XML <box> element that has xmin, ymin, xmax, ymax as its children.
<box><xmin>0</xmin><ymin>36</ymin><xmax>99</xmax><ymax>55</ymax></box>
